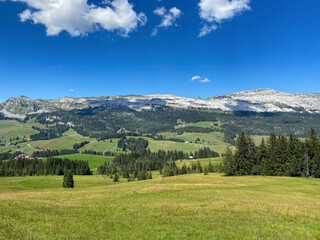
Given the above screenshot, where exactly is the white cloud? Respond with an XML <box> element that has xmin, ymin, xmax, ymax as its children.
<box><xmin>191</xmin><ymin>75</ymin><xmax>202</xmax><ymax>81</ymax></box>
<box><xmin>199</xmin><ymin>0</ymin><xmax>250</xmax><ymax>36</ymax></box>
<box><xmin>191</xmin><ymin>75</ymin><xmax>211</xmax><ymax>83</ymax></box>
<box><xmin>153</xmin><ymin>6</ymin><xmax>166</xmax><ymax>16</ymax></box>
<box><xmin>152</xmin><ymin>6</ymin><xmax>182</xmax><ymax>36</ymax></box>
<box><xmin>200</xmin><ymin>78</ymin><xmax>211</xmax><ymax>83</ymax></box>
<box><xmin>69</xmin><ymin>89</ymin><xmax>75</xmax><ymax>92</ymax></box>
<box><xmin>7</xmin><ymin>0</ymin><xmax>147</xmax><ymax>37</ymax></box>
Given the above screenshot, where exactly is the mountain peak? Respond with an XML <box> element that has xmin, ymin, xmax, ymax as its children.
<box><xmin>1</xmin><ymin>89</ymin><xmax>320</xmax><ymax>119</ymax></box>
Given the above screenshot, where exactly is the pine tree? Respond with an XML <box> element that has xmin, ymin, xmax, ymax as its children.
<box><xmin>63</xmin><ymin>171</ymin><xmax>74</xmax><ymax>188</ymax></box>
<box><xmin>181</xmin><ymin>163</ymin><xmax>187</xmax><ymax>175</ymax></box>
<box><xmin>264</xmin><ymin>132</ymin><xmax>277</xmax><ymax>176</ymax></box>
<box><xmin>113</xmin><ymin>172</ymin><xmax>119</xmax><ymax>182</ymax></box>
<box><xmin>289</xmin><ymin>155</ymin><xmax>302</xmax><ymax>177</ymax></box>
<box><xmin>196</xmin><ymin>160</ymin><xmax>203</xmax><ymax>173</ymax></box>
<box><xmin>204</xmin><ymin>167</ymin><xmax>208</xmax><ymax>175</ymax></box>
<box><xmin>234</xmin><ymin>132</ymin><xmax>256</xmax><ymax>175</ymax></box>
<box><xmin>223</xmin><ymin>147</ymin><xmax>235</xmax><ymax>176</ymax></box>
<box><xmin>252</xmin><ymin>138</ymin><xmax>267</xmax><ymax>175</ymax></box>
<box><xmin>208</xmin><ymin>160</ymin><xmax>214</xmax><ymax>173</ymax></box>
<box><xmin>275</xmin><ymin>135</ymin><xmax>288</xmax><ymax>176</ymax></box>
<box><xmin>288</xmin><ymin>133</ymin><xmax>303</xmax><ymax>177</ymax></box>
<box><xmin>306</xmin><ymin>129</ymin><xmax>320</xmax><ymax>177</ymax></box>
<box><xmin>312</xmin><ymin>149</ymin><xmax>320</xmax><ymax>178</ymax></box>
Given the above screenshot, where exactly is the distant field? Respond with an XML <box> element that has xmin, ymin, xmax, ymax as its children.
<box><xmin>0</xmin><ymin>120</ymin><xmax>37</xmax><ymax>142</ymax></box>
<box><xmin>152</xmin><ymin>132</ymin><xmax>230</xmax><ymax>155</ymax></box>
<box><xmin>0</xmin><ymin>174</ymin><xmax>320</xmax><ymax>239</ymax></box>
<box><xmin>51</xmin><ymin>154</ymin><xmax>114</xmax><ymax>170</ymax></box>
<box><xmin>79</xmin><ymin>139</ymin><xmax>120</xmax><ymax>153</ymax></box>
<box><xmin>176</xmin><ymin>157</ymin><xmax>223</xmax><ymax>168</ymax></box>
<box><xmin>28</xmin><ymin>129</ymin><xmax>91</xmax><ymax>150</ymax></box>
<box><xmin>251</xmin><ymin>135</ymin><xmax>269</xmax><ymax>145</ymax></box>
<box><xmin>175</xmin><ymin>121</ymin><xmax>222</xmax><ymax>129</ymax></box>
<box><xmin>0</xmin><ymin>120</ymin><xmax>231</xmax><ymax>155</ymax></box>
<box><xmin>0</xmin><ymin>129</ymin><xmax>92</xmax><ymax>154</ymax></box>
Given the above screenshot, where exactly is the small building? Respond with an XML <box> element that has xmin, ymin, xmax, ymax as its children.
<box><xmin>14</xmin><ymin>154</ymin><xmax>34</xmax><ymax>160</ymax></box>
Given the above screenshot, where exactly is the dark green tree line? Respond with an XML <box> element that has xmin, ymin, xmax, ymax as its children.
<box><xmin>223</xmin><ymin>129</ymin><xmax>320</xmax><ymax>178</ymax></box>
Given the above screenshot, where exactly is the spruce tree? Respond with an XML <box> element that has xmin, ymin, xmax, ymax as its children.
<box><xmin>288</xmin><ymin>134</ymin><xmax>303</xmax><ymax>177</ymax></box>
<box><xmin>208</xmin><ymin>160</ymin><xmax>214</xmax><ymax>173</ymax></box>
<box><xmin>181</xmin><ymin>163</ymin><xmax>187</xmax><ymax>175</ymax></box>
<box><xmin>223</xmin><ymin>147</ymin><xmax>235</xmax><ymax>176</ymax></box>
<box><xmin>275</xmin><ymin>135</ymin><xmax>288</xmax><ymax>176</ymax></box>
<box><xmin>204</xmin><ymin>167</ymin><xmax>208</xmax><ymax>175</ymax></box>
<box><xmin>196</xmin><ymin>160</ymin><xmax>203</xmax><ymax>173</ymax></box>
<box><xmin>264</xmin><ymin>132</ymin><xmax>277</xmax><ymax>176</ymax></box>
<box><xmin>253</xmin><ymin>138</ymin><xmax>267</xmax><ymax>175</ymax></box>
<box><xmin>306</xmin><ymin>129</ymin><xmax>320</xmax><ymax>177</ymax></box>
<box><xmin>63</xmin><ymin>171</ymin><xmax>74</xmax><ymax>188</ymax></box>
<box><xmin>234</xmin><ymin>132</ymin><xmax>256</xmax><ymax>175</ymax></box>
<box><xmin>113</xmin><ymin>172</ymin><xmax>119</xmax><ymax>182</ymax></box>
<box><xmin>289</xmin><ymin>155</ymin><xmax>302</xmax><ymax>177</ymax></box>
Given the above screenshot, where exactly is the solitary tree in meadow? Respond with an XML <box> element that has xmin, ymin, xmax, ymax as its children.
<box><xmin>63</xmin><ymin>171</ymin><xmax>74</xmax><ymax>188</ymax></box>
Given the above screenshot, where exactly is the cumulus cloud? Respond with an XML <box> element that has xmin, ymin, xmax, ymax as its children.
<box><xmin>191</xmin><ymin>75</ymin><xmax>202</xmax><ymax>81</ymax></box>
<box><xmin>152</xmin><ymin>6</ymin><xmax>182</xmax><ymax>36</ymax></box>
<box><xmin>199</xmin><ymin>0</ymin><xmax>250</xmax><ymax>37</ymax></box>
<box><xmin>200</xmin><ymin>78</ymin><xmax>210</xmax><ymax>83</ymax></box>
<box><xmin>191</xmin><ymin>75</ymin><xmax>211</xmax><ymax>83</ymax></box>
<box><xmin>6</xmin><ymin>0</ymin><xmax>147</xmax><ymax>37</ymax></box>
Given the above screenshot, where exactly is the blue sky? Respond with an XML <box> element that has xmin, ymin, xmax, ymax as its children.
<box><xmin>0</xmin><ymin>0</ymin><xmax>320</xmax><ymax>102</ymax></box>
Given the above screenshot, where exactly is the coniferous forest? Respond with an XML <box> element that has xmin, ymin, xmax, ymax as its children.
<box><xmin>0</xmin><ymin>157</ymin><xmax>91</xmax><ymax>177</ymax></box>
<box><xmin>223</xmin><ymin>129</ymin><xmax>320</xmax><ymax>178</ymax></box>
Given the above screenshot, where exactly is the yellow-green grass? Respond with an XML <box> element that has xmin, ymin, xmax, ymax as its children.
<box><xmin>0</xmin><ymin>120</ymin><xmax>38</xmax><ymax>142</ymax></box>
<box><xmin>51</xmin><ymin>154</ymin><xmax>114</xmax><ymax>170</ymax></box>
<box><xmin>79</xmin><ymin>138</ymin><xmax>121</xmax><ymax>153</ymax></box>
<box><xmin>175</xmin><ymin>121</ymin><xmax>222</xmax><ymax>129</ymax></box>
<box><xmin>28</xmin><ymin>129</ymin><xmax>91</xmax><ymax>150</ymax></box>
<box><xmin>0</xmin><ymin>129</ymin><xmax>92</xmax><ymax>154</ymax></box>
<box><xmin>251</xmin><ymin>135</ymin><xmax>306</xmax><ymax>146</ymax></box>
<box><xmin>0</xmin><ymin>174</ymin><xmax>320</xmax><ymax>239</ymax></box>
<box><xmin>158</xmin><ymin>131</ymin><xmax>226</xmax><ymax>144</ymax></box>
<box><xmin>149</xmin><ymin>132</ymin><xmax>231</xmax><ymax>155</ymax></box>
<box><xmin>251</xmin><ymin>135</ymin><xmax>269</xmax><ymax>145</ymax></box>
<box><xmin>176</xmin><ymin>157</ymin><xmax>223</xmax><ymax>168</ymax></box>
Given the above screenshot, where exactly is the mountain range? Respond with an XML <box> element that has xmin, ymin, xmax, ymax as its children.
<box><xmin>1</xmin><ymin>88</ymin><xmax>320</xmax><ymax>119</ymax></box>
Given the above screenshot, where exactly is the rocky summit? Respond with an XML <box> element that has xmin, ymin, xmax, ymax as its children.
<box><xmin>1</xmin><ymin>89</ymin><xmax>320</xmax><ymax>119</ymax></box>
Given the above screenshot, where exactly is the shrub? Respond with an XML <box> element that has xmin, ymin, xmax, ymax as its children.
<box><xmin>63</xmin><ymin>171</ymin><xmax>74</xmax><ymax>188</ymax></box>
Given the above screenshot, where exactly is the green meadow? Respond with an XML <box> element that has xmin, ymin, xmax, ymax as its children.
<box><xmin>51</xmin><ymin>154</ymin><xmax>114</xmax><ymax>170</ymax></box>
<box><xmin>175</xmin><ymin>157</ymin><xmax>223</xmax><ymax>168</ymax></box>
<box><xmin>0</xmin><ymin>173</ymin><xmax>320</xmax><ymax>239</ymax></box>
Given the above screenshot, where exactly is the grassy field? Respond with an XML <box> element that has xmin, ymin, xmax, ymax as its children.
<box><xmin>0</xmin><ymin>173</ymin><xmax>320</xmax><ymax>239</ymax></box>
<box><xmin>51</xmin><ymin>154</ymin><xmax>114</xmax><ymax>170</ymax></box>
<box><xmin>150</xmin><ymin>132</ymin><xmax>230</xmax><ymax>155</ymax></box>
<box><xmin>0</xmin><ymin>119</ymin><xmax>231</xmax><ymax>155</ymax></box>
<box><xmin>28</xmin><ymin>129</ymin><xmax>91</xmax><ymax>150</ymax></box>
<box><xmin>79</xmin><ymin>139</ymin><xmax>121</xmax><ymax>153</ymax></box>
<box><xmin>175</xmin><ymin>121</ymin><xmax>222</xmax><ymax>129</ymax></box>
<box><xmin>175</xmin><ymin>157</ymin><xmax>223</xmax><ymax>168</ymax></box>
<box><xmin>0</xmin><ymin>120</ymin><xmax>37</xmax><ymax>142</ymax></box>
<box><xmin>0</xmin><ymin>129</ymin><xmax>92</xmax><ymax>154</ymax></box>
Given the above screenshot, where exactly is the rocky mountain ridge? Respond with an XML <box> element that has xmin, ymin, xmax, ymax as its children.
<box><xmin>1</xmin><ymin>89</ymin><xmax>320</xmax><ymax>119</ymax></box>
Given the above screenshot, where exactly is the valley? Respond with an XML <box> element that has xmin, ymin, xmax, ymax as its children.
<box><xmin>1</xmin><ymin>89</ymin><xmax>320</xmax><ymax>239</ymax></box>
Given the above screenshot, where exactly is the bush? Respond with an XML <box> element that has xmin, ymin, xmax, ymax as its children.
<box><xmin>63</xmin><ymin>171</ymin><xmax>74</xmax><ymax>188</ymax></box>
<box><xmin>113</xmin><ymin>173</ymin><xmax>119</xmax><ymax>182</ymax></box>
